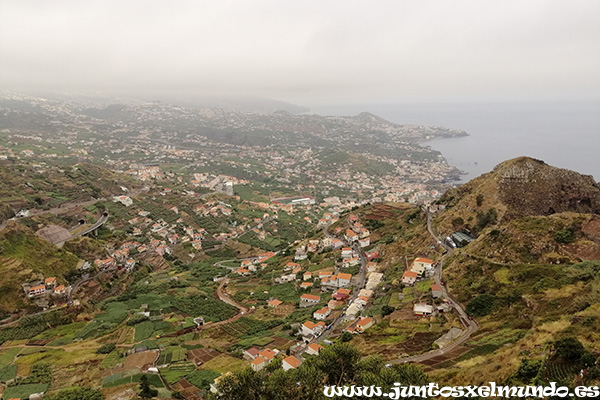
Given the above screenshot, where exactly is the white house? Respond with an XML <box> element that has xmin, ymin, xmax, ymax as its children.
<box><xmin>282</xmin><ymin>355</ymin><xmax>302</xmax><ymax>371</ymax></box>
<box><xmin>306</xmin><ymin>343</ymin><xmax>324</xmax><ymax>356</ymax></box>
<box><xmin>300</xmin><ymin>294</ymin><xmax>320</xmax><ymax>307</ymax></box>
<box><xmin>402</xmin><ymin>271</ymin><xmax>418</xmax><ymax>286</ymax></box>
<box><xmin>301</xmin><ymin>321</ymin><xmax>326</xmax><ymax>337</ymax></box>
<box><xmin>413</xmin><ymin>303</ymin><xmax>434</xmax><ymax>316</ymax></box>
<box><xmin>313</xmin><ymin>307</ymin><xmax>331</xmax><ymax>320</ymax></box>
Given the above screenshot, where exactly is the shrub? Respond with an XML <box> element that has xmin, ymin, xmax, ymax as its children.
<box><xmin>554</xmin><ymin>337</ymin><xmax>585</xmax><ymax>360</ymax></box>
<box><xmin>466</xmin><ymin>294</ymin><xmax>496</xmax><ymax>317</ymax></box>
<box><xmin>381</xmin><ymin>305</ymin><xmax>395</xmax><ymax>316</ymax></box>
<box><xmin>476</xmin><ymin>194</ymin><xmax>484</xmax><ymax>207</ymax></box>
<box><xmin>96</xmin><ymin>343</ymin><xmax>116</xmax><ymax>354</ymax></box>
<box><xmin>555</xmin><ymin>228</ymin><xmax>575</xmax><ymax>244</ymax></box>
<box><xmin>340</xmin><ymin>331</ymin><xmax>353</xmax><ymax>342</ymax></box>
<box><xmin>515</xmin><ymin>359</ymin><xmax>542</xmax><ymax>383</ymax></box>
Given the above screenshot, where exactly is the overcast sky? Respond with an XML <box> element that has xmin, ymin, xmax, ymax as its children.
<box><xmin>1</xmin><ymin>0</ymin><xmax>599</xmax><ymax>106</ymax></box>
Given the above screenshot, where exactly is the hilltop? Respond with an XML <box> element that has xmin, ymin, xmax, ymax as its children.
<box><xmin>434</xmin><ymin>156</ymin><xmax>600</xmax><ymax>235</ymax></box>
<box><xmin>422</xmin><ymin>157</ymin><xmax>600</xmax><ymax>385</ymax></box>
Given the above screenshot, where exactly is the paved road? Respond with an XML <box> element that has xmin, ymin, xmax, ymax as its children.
<box><xmin>303</xmin><ymin>221</ymin><xmax>369</xmax><ymax>348</ymax></box>
<box><xmin>0</xmin><ymin>187</ymin><xmax>147</xmax><ymax>233</ymax></box>
<box><xmin>54</xmin><ymin>213</ymin><xmax>109</xmax><ymax>245</ymax></box>
<box><xmin>388</xmin><ymin>209</ymin><xmax>478</xmax><ymax>364</ymax></box>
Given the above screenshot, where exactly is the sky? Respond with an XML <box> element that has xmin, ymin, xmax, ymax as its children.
<box><xmin>1</xmin><ymin>0</ymin><xmax>600</xmax><ymax>106</ymax></box>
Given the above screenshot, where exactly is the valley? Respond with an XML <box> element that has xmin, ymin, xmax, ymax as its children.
<box><xmin>0</xmin><ymin>95</ymin><xmax>599</xmax><ymax>400</ymax></box>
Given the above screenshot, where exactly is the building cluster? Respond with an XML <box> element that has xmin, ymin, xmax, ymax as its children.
<box><xmin>401</xmin><ymin>257</ymin><xmax>435</xmax><ymax>286</ymax></box>
<box><xmin>22</xmin><ymin>277</ymin><xmax>67</xmax><ymax>298</ymax></box>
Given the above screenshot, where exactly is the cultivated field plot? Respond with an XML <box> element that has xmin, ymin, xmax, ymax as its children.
<box><xmin>270</xmin><ymin>304</ymin><xmax>295</xmax><ymax>317</ymax></box>
<box><xmin>269</xmin><ymin>336</ymin><xmax>293</xmax><ymax>348</ymax></box>
<box><xmin>52</xmin><ymin>361</ymin><xmax>101</xmax><ymax>391</ymax></box>
<box><xmin>187</xmin><ymin>348</ymin><xmax>220</xmax><ymax>366</ymax></box>
<box><xmin>120</xmin><ymin>350</ymin><xmax>159</xmax><ymax>371</ymax></box>
<box><xmin>26</xmin><ymin>339</ymin><xmax>54</xmax><ymax>346</ymax></box>
<box><xmin>156</xmin><ymin>347</ymin><xmax>187</xmax><ymax>365</ymax></box>
<box><xmin>172</xmin><ymin>378</ymin><xmax>203</xmax><ymax>400</ymax></box>
<box><xmin>363</xmin><ymin>204</ymin><xmax>406</xmax><ymax>220</ymax></box>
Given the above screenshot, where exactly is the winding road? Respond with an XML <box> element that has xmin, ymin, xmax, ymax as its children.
<box><xmin>388</xmin><ymin>208</ymin><xmax>478</xmax><ymax>364</ymax></box>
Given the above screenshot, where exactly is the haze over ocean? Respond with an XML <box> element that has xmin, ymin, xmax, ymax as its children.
<box><xmin>314</xmin><ymin>102</ymin><xmax>600</xmax><ymax>183</ymax></box>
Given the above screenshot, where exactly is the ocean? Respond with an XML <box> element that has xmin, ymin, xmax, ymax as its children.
<box><xmin>313</xmin><ymin>102</ymin><xmax>600</xmax><ymax>183</ymax></box>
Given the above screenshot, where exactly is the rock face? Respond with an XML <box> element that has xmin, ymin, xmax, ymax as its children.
<box><xmin>492</xmin><ymin>157</ymin><xmax>600</xmax><ymax>220</ymax></box>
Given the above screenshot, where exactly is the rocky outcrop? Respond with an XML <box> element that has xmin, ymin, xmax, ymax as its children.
<box><xmin>493</xmin><ymin>157</ymin><xmax>600</xmax><ymax>220</ymax></box>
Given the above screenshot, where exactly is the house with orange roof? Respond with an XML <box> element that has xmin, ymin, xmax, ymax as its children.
<box><xmin>258</xmin><ymin>349</ymin><xmax>277</xmax><ymax>362</ymax></box>
<box><xmin>285</xmin><ymin>262</ymin><xmax>300</xmax><ymax>271</ymax></box>
<box><xmin>268</xmin><ymin>299</ymin><xmax>283</xmax><ymax>308</ymax></box>
<box><xmin>244</xmin><ymin>347</ymin><xmax>260</xmax><ymax>359</ymax></box>
<box><xmin>359</xmin><ymin>237</ymin><xmax>370</xmax><ymax>248</ymax></box>
<box><xmin>345</xmin><ymin>229</ymin><xmax>358</xmax><ymax>242</ymax></box>
<box><xmin>28</xmin><ymin>285</ymin><xmax>46</xmax><ymax>297</ymax></box>
<box><xmin>44</xmin><ymin>277</ymin><xmax>57</xmax><ymax>289</ymax></box>
<box><xmin>346</xmin><ymin>317</ymin><xmax>374</xmax><ymax>334</ymax></box>
<box><xmin>318</xmin><ymin>271</ymin><xmax>333</xmax><ymax>279</ymax></box>
<box><xmin>235</xmin><ymin>267</ymin><xmax>251</xmax><ymax>276</ymax></box>
<box><xmin>332</xmin><ymin>288</ymin><xmax>351</xmax><ymax>301</ymax></box>
<box><xmin>300</xmin><ymin>282</ymin><xmax>313</xmax><ymax>290</ymax></box>
<box><xmin>300</xmin><ymin>294</ymin><xmax>320</xmax><ymax>307</ymax></box>
<box><xmin>355</xmin><ymin>296</ymin><xmax>370</xmax><ymax>306</ymax></box>
<box><xmin>337</xmin><ymin>273</ymin><xmax>352</xmax><ymax>287</ymax></box>
<box><xmin>251</xmin><ymin>356</ymin><xmax>267</xmax><ymax>371</ymax></box>
<box><xmin>431</xmin><ymin>284</ymin><xmax>443</xmax><ymax>299</ymax></box>
<box><xmin>412</xmin><ymin>257</ymin><xmax>434</xmax><ymax>275</ymax></box>
<box><xmin>402</xmin><ymin>270</ymin><xmax>418</xmax><ymax>286</ymax></box>
<box><xmin>54</xmin><ymin>285</ymin><xmax>66</xmax><ymax>295</ymax></box>
<box><xmin>342</xmin><ymin>257</ymin><xmax>360</xmax><ymax>268</ymax></box>
<box><xmin>306</xmin><ymin>343</ymin><xmax>324</xmax><ymax>356</ymax></box>
<box><xmin>282</xmin><ymin>355</ymin><xmax>302</xmax><ymax>371</ymax></box>
<box><xmin>331</xmin><ymin>239</ymin><xmax>344</xmax><ymax>249</ymax></box>
<box><xmin>313</xmin><ymin>307</ymin><xmax>331</xmax><ymax>320</ymax></box>
<box><xmin>355</xmin><ymin>317</ymin><xmax>374</xmax><ymax>333</ymax></box>
<box><xmin>258</xmin><ymin>252</ymin><xmax>276</xmax><ymax>263</ymax></box>
<box><xmin>341</xmin><ymin>247</ymin><xmax>353</xmax><ymax>258</ymax></box>
<box><xmin>301</xmin><ymin>321</ymin><xmax>326</xmax><ymax>337</ymax></box>
<box><xmin>303</xmin><ymin>271</ymin><xmax>312</xmax><ymax>281</ymax></box>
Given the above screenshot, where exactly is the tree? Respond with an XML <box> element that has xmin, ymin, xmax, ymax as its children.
<box><xmin>315</xmin><ymin>343</ymin><xmax>361</xmax><ymax>385</ymax></box>
<box><xmin>340</xmin><ymin>331</ymin><xmax>353</xmax><ymax>342</ymax></box>
<box><xmin>554</xmin><ymin>337</ymin><xmax>585</xmax><ymax>360</ymax></box>
<box><xmin>381</xmin><ymin>305</ymin><xmax>395</xmax><ymax>316</ymax></box>
<box><xmin>466</xmin><ymin>293</ymin><xmax>496</xmax><ymax>317</ymax></box>
<box><xmin>476</xmin><ymin>208</ymin><xmax>498</xmax><ymax>231</ymax></box>
<box><xmin>44</xmin><ymin>387</ymin><xmax>104</xmax><ymax>400</ymax></box>
<box><xmin>476</xmin><ymin>194</ymin><xmax>484</xmax><ymax>207</ymax></box>
<box><xmin>515</xmin><ymin>359</ymin><xmax>542</xmax><ymax>383</ymax></box>
<box><xmin>213</xmin><ymin>343</ymin><xmax>430</xmax><ymax>400</ymax></box>
<box><xmin>555</xmin><ymin>228</ymin><xmax>575</xmax><ymax>244</ymax></box>
<box><xmin>139</xmin><ymin>375</ymin><xmax>158</xmax><ymax>399</ymax></box>
<box><xmin>451</xmin><ymin>217</ymin><xmax>464</xmax><ymax>230</ymax></box>
<box><xmin>96</xmin><ymin>342</ymin><xmax>116</xmax><ymax>354</ymax></box>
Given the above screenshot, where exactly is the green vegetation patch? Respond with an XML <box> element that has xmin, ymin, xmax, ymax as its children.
<box><xmin>0</xmin><ymin>347</ymin><xmax>22</xmax><ymax>367</ymax></box>
<box><xmin>160</xmin><ymin>362</ymin><xmax>196</xmax><ymax>385</ymax></box>
<box><xmin>134</xmin><ymin>321</ymin><xmax>156</xmax><ymax>341</ymax></box>
<box><xmin>3</xmin><ymin>383</ymin><xmax>50</xmax><ymax>399</ymax></box>
<box><xmin>0</xmin><ymin>363</ymin><xmax>17</xmax><ymax>383</ymax></box>
<box><xmin>102</xmin><ymin>372</ymin><xmax>163</xmax><ymax>388</ymax></box>
<box><xmin>173</xmin><ymin>295</ymin><xmax>237</xmax><ymax>322</ymax></box>
<box><xmin>185</xmin><ymin>369</ymin><xmax>220</xmax><ymax>389</ymax></box>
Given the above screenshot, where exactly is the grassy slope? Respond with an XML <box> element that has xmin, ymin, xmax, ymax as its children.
<box><xmin>0</xmin><ymin>223</ymin><xmax>79</xmax><ymax>313</ymax></box>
